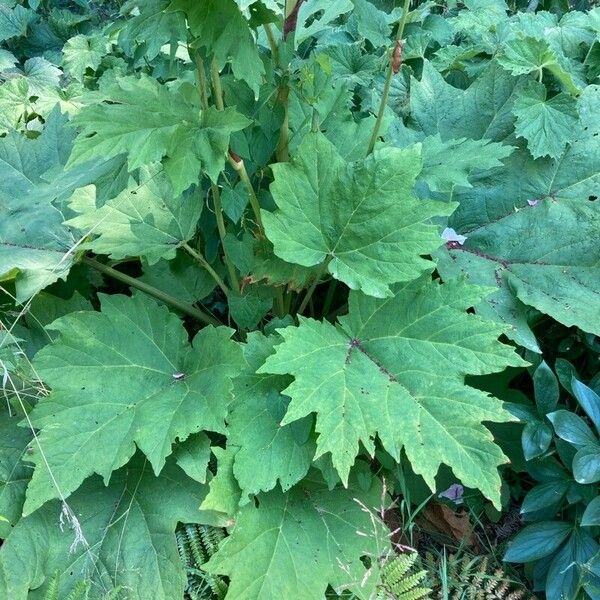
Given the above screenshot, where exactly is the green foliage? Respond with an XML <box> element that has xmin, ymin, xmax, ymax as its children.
<box><xmin>261</xmin><ymin>277</ymin><xmax>524</xmax><ymax>506</ymax></box>
<box><xmin>0</xmin><ymin>455</ymin><xmax>216</xmax><ymax>599</ymax></box>
<box><xmin>0</xmin><ymin>1</ymin><xmax>598</xmax><ymax>600</ymax></box>
<box><xmin>264</xmin><ymin>133</ymin><xmax>453</xmax><ymax>297</ymax></box>
<box><xmin>377</xmin><ymin>553</ymin><xmax>431</xmax><ymax>600</ymax></box>
<box><xmin>176</xmin><ymin>524</ymin><xmax>228</xmax><ymax>600</ymax></box>
<box><xmin>25</xmin><ymin>293</ymin><xmax>244</xmax><ymax>514</ymax></box>
<box><xmin>504</xmin><ymin>360</ymin><xmax>600</xmax><ymax>600</ymax></box>
<box><xmin>424</xmin><ymin>553</ymin><xmax>533</xmax><ymax>599</ymax></box>
<box><xmin>68</xmin><ymin>75</ymin><xmax>250</xmax><ymax>193</ymax></box>
<box><xmin>204</xmin><ymin>474</ymin><xmax>388</xmax><ymax>600</ymax></box>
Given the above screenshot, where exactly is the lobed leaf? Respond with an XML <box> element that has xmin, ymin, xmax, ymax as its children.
<box><xmin>260</xmin><ymin>276</ymin><xmax>526</xmax><ymax>507</ymax></box>
<box><xmin>0</xmin><ymin>456</ymin><xmax>215</xmax><ymax>600</ymax></box>
<box><xmin>263</xmin><ymin>132</ymin><xmax>454</xmax><ymax>298</ymax></box>
<box><xmin>24</xmin><ymin>293</ymin><xmax>245</xmax><ymax>514</ymax></box>
<box><xmin>205</xmin><ymin>474</ymin><xmax>386</xmax><ymax>600</ymax></box>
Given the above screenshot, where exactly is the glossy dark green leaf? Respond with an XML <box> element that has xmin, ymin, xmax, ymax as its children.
<box><xmin>504</xmin><ymin>521</ymin><xmax>572</xmax><ymax>562</ymax></box>
<box><xmin>547</xmin><ymin>410</ymin><xmax>597</xmax><ymax>448</ymax></box>
<box><xmin>533</xmin><ymin>361</ymin><xmax>560</xmax><ymax>416</ymax></box>
<box><xmin>544</xmin><ymin>530</ymin><xmax>600</xmax><ymax>600</ymax></box>
<box><xmin>520</xmin><ymin>481</ymin><xmax>570</xmax><ymax>515</ymax></box>
<box><xmin>572</xmin><ymin>444</ymin><xmax>600</xmax><ymax>485</ymax></box>
<box><xmin>572</xmin><ymin>378</ymin><xmax>600</xmax><ymax>432</ymax></box>
<box><xmin>581</xmin><ymin>496</ymin><xmax>600</xmax><ymax>527</ymax></box>
<box><xmin>522</xmin><ymin>420</ymin><xmax>553</xmax><ymax>461</ymax></box>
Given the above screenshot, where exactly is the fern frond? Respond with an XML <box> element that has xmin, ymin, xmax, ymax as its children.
<box><xmin>379</xmin><ymin>553</ymin><xmax>432</xmax><ymax>600</ymax></box>
<box><xmin>425</xmin><ymin>553</ymin><xmax>535</xmax><ymax>600</ymax></box>
<box><xmin>185</xmin><ymin>524</ymin><xmax>209</xmax><ymax>567</ymax></box>
<box><xmin>65</xmin><ymin>580</ymin><xmax>89</xmax><ymax>600</ymax></box>
<box><xmin>177</xmin><ymin>528</ymin><xmax>194</xmax><ymax>566</ymax></box>
<box><xmin>382</xmin><ymin>553</ymin><xmax>417</xmax><ymax>585</ymax></box>
<box><xmin>177</xmin><ymin>523</ymin><xmax>229</xmax><ymax>600</ymax></box>
<box><xmin>103</xmin><ymin>586</ymin><xmax>124</xmax><ymax>600</ymax></box>
<box><xmin>43</xmin><ymin>572</ymin><xmax>60</xmax><ymax>600</ymax></box>
<box><xmin>199</xmin><ymin>524</ymin><xmax>225</xmax><ymax>556</ymax></box>
<box><xmin>394</xmin><ymin>572</ymin><xmax>430</xmax><ymax>595</ymax></box>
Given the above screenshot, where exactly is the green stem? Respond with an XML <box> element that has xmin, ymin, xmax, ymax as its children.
<box><xmin>228</xmin><ymin>154</ymin><xmax>265</xmax><ymax>235</ymax></box>
<box><xmin>182</xmin><ymin>243</ymin><xmax>229</xmax><ymax>295</ymax></box>
<box><xmin>283</xmin><ymin>288</ymin><xmax>294</xmax><ymax>314</ymax></box>
<box><xmin>210</xmin><ymin>59</ymin><xmax>225</xmax><ymax>110</ymax></box>
<box><xmin>297</xmin><ymin>258</ymin><xmax>331</xmax><ymax>315</ymax></box>
<box><xmin>367</xmin><ymin>0</ymin><xmax>411</xmax><ymax>155</ymax></box>
<box><xmin>275</xmin><ymin>288</ymin><xmax>285</xmax><ymax>317</ymax></box>
<box><xmin>264</xmin><ymin>23</ymin><xmax>280</xmax><ymax>67</ymax></box>
<box><xmin>194</xmin><ymin>53</ymin><xmax>210</xmax><ymax>110</ymax></box>
<box><xmin>275</xmin><ymin>83</ymin><xmax>290</xmax><ymax>162</ymax></box>
<box><xmin>83</xmin><ymin>257</ymin><xmax>221</xmax><ymax>326</ymax></box>
<box><xmin>204</xmin><ymin>60</ymin><xmax>239</xmax><ymax>292</ymax></box>
<box><xmin>285</xmin><ymin>0</ymin><xmax>298</xmax><ymax>17</ymax></box>
<box><xmin>211</xmin><ymin>184</ymin><xmax>239</xmax><ymax>292</ymax></box>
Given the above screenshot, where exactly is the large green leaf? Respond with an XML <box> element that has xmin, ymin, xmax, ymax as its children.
<box><xmin>407</xmin><ymin>61</ymin><xmax>524</xmax><ymax>143</ymax></box>
<box><xmin>0</xmin><ymin>109</ymin><xmax>76</xmax><ymax>301</ymax></box>
<box><xmin>496</xmin><ymin>36</ymin><xmax>580</xmax><ymax>95</ymax></box>
<box><xmin>228</xmin><ymin>333</ymin><xmax>314</xmax><ymax>503</ymax></box>
<box><xmin>260</xmin><ymin>276</ymin><xmax>525</xmax><ymax>506</ymax></box>
<box><xmin>295</xmin><ymin>0</ymin><xmax>354</xmax><ymax>46</ymax></box>
<box><xmin>436</xmin><ymin>85</ymin><xmax>600</xmax><ymax>339</ymax></box>
<box><xmin>24</xmin><ymin>293</ymin><xmax>245</xmax><ymax>514</ymax></box>
<box><xmin>62</xmin><ymin>34</ymin><xmax>107</xmax><ymax>81</ymax></box>
<box><xmin>68</xmin><ymin>75</ymin><xmax>250</xmax><ymax>193</ymax></box>
<box><xmin>119</xmin><ymin>0</ymin><xmax>186</xmax><ymax>60</ymax></box>
<box><xmin>0</xmin><ymin>411</ymin><xmax>31</xmax><ymax>538</ymax></box>
<box><xmin>263</xmin><ymin>132</ymin><xmax>454</xmax><ymax>298</ymax></box>
<box><xmin>512</xmin><ymin>80</ymin><xmax>579</xmax><ymax>159</ymax></box>
<box><xmin>0</xmin><ymin>456</ymin><xmax>214</xmax><ymax>600</ymax></box>
<box><xmin>66</xmin><ymin>166</ymin><xmax>202</xmax><ymax>264</ymax></box>
<box><xmin>420</xmin><ymin>134</ymin><xmax>515</xmax><ymax>192</ymax></box>
<box><xmin>167</xmin><ymin>0</ymin><xmax>265</xmax><ymax>95</ymax></box>
<box><xmin>0</xmin><ymin>4</ymin><xmax>33</xmax><ymax>42</ymax></box>
<box><xmin>205</xmin><ymin>474</ymin><xmax>387</xmax><ymax>600</ymax></box>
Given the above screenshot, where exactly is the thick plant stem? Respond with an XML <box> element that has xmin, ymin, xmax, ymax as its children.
<box><xmin>228</xmin><ymin>152</ymin><xmax>264</xmax><ymax>235</ymax></box>
<box><xmin>210</xmin><ymin>59</ymin><xmax>225</xmax><ymax>110</ymax></box>
<box><xmin>285</xmin><ymin>0</ymin><xmax>298</xmax><ymax>17</ymax></box>
<box><xmin>194</xmin><ymin>54</ymin><xmax>210</xmax><ymax>110</ymax></box>
<box><xmin>275</xmin><ymin>83</ymin><xmax>290</xmax><ymax>162</ymax></box>
<box><xmin>275</xmin><ymin>288</ymin><xmax>285</xmax><ymax>316</ymax></box>
<box><xmin>201</xmin><ymin>59</ymin><xmax>239</xmax><ymax>292</ymax></box>
<box><xmin>297</xmin><ymin>258</ymin><xmax>331</xmax><ymax>315</ymax></box>
<box><xmin>83</xmin><ymin>257</ymin><xmax>221</xmax><ymax>326</ymax></box>
<box><xmin>264</xmin><ymin>23</ymin><xmax>280</xmax><ymax>66</ymax></box>
<box><xmin>211</xmin><ymin>184</ymin><xmax>239</xmax><ymax>292</ymax></box>
<box><xmin>182</xmin><ymin>243</ymin><xmax>229</xmax><ymax>295</ymax></box>
<box><xmin>367</xmin><ymin>0</ymin><xmax>411</xmax><ymax>155</ymax></box>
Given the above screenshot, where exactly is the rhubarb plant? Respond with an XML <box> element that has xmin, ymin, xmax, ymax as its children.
<box><xmin>0</xmin><ymin>1</ymin><xmax>599</xmax><ymax>599</ymax></box>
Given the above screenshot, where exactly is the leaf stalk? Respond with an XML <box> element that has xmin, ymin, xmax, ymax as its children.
<box><xmin>182</xmin><ymin>243</ymin><xmax>229</xmax><ymax>295</ymax></box>
<box><xmin>82</xmin><ymin>256</ymin><xmax>221</xmax><ymax>326</ymax></box>
<box><xmin>227</xmin><ymin>151</ymin><xmax>265</xmax><ymax>235</ymax></box>
<box><xmin>367</xmin><ymin>0</ymin><xmax>411</xmax><ymax>155</ymax></box>
<box><xmin>297</xmin><ymin>257</ymin><xmax>331</xmax><ymax>315</ymax></box>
